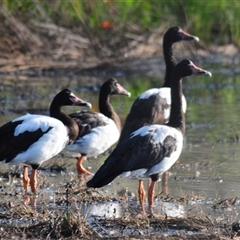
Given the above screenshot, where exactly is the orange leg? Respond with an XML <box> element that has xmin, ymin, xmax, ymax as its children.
<box><xmin>148</xmin><ymin>180</ymin><xmax>156</xmax><ymax>214</ymax></box>
<box><xmin>76</xmin><ymin>156</ymin><xmax>92</xmax><ymax>175</ymax></box>
<box><xmin>138</xmin><ymin>180</ymin><xmax>146</xmax><ymax>214</ymax></box>
<box><xmin>30</xmin><ymin>169</ymin><xmax>38</xmax><ymax>193</ymax></box>
<box><xmin>161</xmin><ymin>171</ymin><xmax>169</xmax><ymax>196</ymax></box>
<box><xmin>23</xmin><ymin>195</ymin><xmax>37</xmax><ymax>209</ymax></box>
<box><xmin>23</xmin><ymin>166</ymin><xmax>30</xmax><ymax>191</ymax></box>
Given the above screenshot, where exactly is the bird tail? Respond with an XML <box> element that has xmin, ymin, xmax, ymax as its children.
<box><xmin>86</xmin><ymin>155</ymin><xmax>123</xmax><ymax>188</ymax></box>
<box><xmin>86</xmin><ymin>172</ymin><xmax>117</xmax><ymax>188</ymax></box>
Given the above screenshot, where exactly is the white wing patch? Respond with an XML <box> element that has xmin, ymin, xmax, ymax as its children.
<box><xmin>13</xmin><ymin>114</ymin><xmax>62</xmax><ymax>136</ymax></box>
<box><xmin>139</xmin><ymin>88</ymin><xmax>160</xmax><ymax>99</ymax></box>
<box><xmin>139</xmin><ymin>87</ymin><xmax>171</xmax><ymax>105</ymax></box>
<box><xmin>138</xmin><ymin>87</ymin><xmax>187</xmax><ymax>114</ymax></box>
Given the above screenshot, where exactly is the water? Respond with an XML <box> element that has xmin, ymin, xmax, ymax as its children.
<box><xmin>1</xmin><ymin>68</ymin><xmax>240</xmax><ymax>221</ymax></box>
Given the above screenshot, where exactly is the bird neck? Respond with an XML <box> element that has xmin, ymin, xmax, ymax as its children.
<box><xmin>99</xmin><ymin>92</ymin><xmax>121</xmax><ymax>131</ymax></box>
<box><xmin>166</xmin><ymin>75</ymin><xmax>185</xmax><ymax>134</ymax></box>
<box><xmin>50</xmin><ymin>102</ymin><xmax>79</xmax><ymax>143</ymax></box>
<box><xmin>162</xmin><ymin>41</ymin><xmax>177</xmax><ymax>88</ymax></box>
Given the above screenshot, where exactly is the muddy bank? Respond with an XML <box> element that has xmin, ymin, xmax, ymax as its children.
<box><xmin>0</xmin><ymin>9</ymin><xmax>239</xmax><ymax>77</ymax></box>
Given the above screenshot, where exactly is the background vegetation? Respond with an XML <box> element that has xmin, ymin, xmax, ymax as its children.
<box><xmin>1</xmin><ymin>0</ymin><xmax>240</xmax><ymax>45</ymax></box>
<box><xmin>0</xmin><ymin>0</ymin><xmax>239</xmax><ymax>74</ymax></box>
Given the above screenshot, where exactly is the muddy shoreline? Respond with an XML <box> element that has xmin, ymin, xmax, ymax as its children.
<box><xmin>0</xmin><ymin>175</ymin><xmax>235</xmax><ymax>240</ymax></box>
<box><xmin>0</xmin><ymin>10</ymin><xmax>239</xmax><ymax>78</ymax></box>
<box><xmin>0</xmin><ymin>43</ymin><xmax>239</xmax><ymax>78</ymax></box>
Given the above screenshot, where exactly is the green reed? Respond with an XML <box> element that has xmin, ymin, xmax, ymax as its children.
<box><xmin>1</xmin><ymin>0</ymin><xmax>240</xmax><ymax>44</ymax></box>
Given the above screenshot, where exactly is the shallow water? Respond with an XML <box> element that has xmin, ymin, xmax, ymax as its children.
<box><xmin>1</xmin><ymin>67</ymin><xmax>240</xmax><ymax>222</ymax></box>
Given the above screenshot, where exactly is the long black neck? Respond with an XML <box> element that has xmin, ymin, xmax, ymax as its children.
<box><xmin>50</xmin><ymin>101</ymin><xmax>79</xmax><ymax>143</ymax></box>
<box><xmin>162</xmin><ymin>40</ymin><xmax>177</xmax><ymax>88</ymax></box>
<box><xmin>99</xmin><ymin>91</ymin><xmax>121</xmax><ymax>131</ymax></box>
<box><xmin>166</xmin><ymin>73</ymin><xmax>185</xmax><ymax>134</ymax></box>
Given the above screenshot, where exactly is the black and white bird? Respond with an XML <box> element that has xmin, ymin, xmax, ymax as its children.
<box><xmin>0</xmin><ymin>89</ymin><xmax>91</xmax><ymax>193</ymax></box>
<box><xmin>118</xmin><ymin>26</ymin><xmax>199</xmax><ymax>195</ymax></box>
<box><xmin>119</xmin><ymin>26</ymin><xmax>199</xmax><ymax>141</ymax></box>
<box><xmin>87</xmin><ymin>59</ymin><xmax>212</xmax><ymax>214</ymax></box>
<box><xmin>64</xmin><ymin>78</ymin><xmax>130</xmax><ymax>176</ymax></box>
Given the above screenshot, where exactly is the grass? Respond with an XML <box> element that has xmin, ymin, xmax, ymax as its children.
<box><xmin>1</xmin><ymin>0</ymin><xmax>240</xmax><ymax>45</ymax></box>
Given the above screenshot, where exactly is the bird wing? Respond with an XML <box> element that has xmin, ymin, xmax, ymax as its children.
<box><xmin>87</xmin><ymin>125</ymin><xmax>180</xmax><ymax>188</ymax></box>
<box><xmin>69</xmin><ymin>111</ymin><xmax>109</xmax><ymax>138</ymax></box>
<box><xmin>0</xmin><ymin>116</ymin><xmax>53</xmax><ymax>163</ymax></box>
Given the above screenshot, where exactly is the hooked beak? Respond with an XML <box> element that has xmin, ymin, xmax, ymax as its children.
<box><xmin>70</xmin><ymin>93</ymin><xmax>92</xmax><ymax>108</ymax></box>
<box><xmin>189</xmin><ymin>61</ymin><xmax>212</xmax><ymax>77</ymax></box>
<box><xmin>179</xmin><ymin>29</ymin><xmax>200</xmax><ymax>42</ymax></box>
<box><xmin>116</xmin><ymin>83</ymin><xmax>131</xmax><ymax>97</ymax></box>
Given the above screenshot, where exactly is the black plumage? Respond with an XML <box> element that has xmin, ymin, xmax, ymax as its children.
<box><xmin>87</xmin><ymin>59</ymin><xmax>212</xmax><ymax>214</ymax></box>
<box><xmin>87</xmin><ymin>132</ymin><xmax>177</xmax><ymax>188</ymax></box>
<box><xmin>0</xmin><ymin>120</ymin><xmax>52</xmax><ymax>164</ymax></box>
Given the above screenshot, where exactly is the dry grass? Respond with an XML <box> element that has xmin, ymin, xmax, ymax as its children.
<box><xmin>0</xmin><ymin>174</ymin><xmax>237</xmax><ymax>239</ymax></box>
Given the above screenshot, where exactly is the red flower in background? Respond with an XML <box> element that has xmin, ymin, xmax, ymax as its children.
<box><xmin>100</xmin><ymin>21</ymin><xmax>114</xmax><ymax>29</ymax></box>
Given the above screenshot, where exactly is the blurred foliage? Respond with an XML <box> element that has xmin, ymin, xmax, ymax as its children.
<box><xmin>1</xmin><ymin>0</ymin><xmax>240</xmax><ymax>45</ymax></box>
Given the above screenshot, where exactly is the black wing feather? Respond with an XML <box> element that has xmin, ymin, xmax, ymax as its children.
<box><xmin>87</xmin><ymin>127</ymin><xmax>177</xmax><ymax>188</ymax></box>
<box><xmin>69</xmin><ymin>111</ymin><xmax>108</xmax><ymax>138</ymax></box>
<box><xmin>0</xmin><ymin>120</ymin><xmax>52</xmax><ymax>163</ymax></box>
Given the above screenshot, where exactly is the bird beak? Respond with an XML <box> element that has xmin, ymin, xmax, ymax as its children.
<box><xmin>179</xmin><ymin>29</ymin><xmax>200</xmax><ymax>42</ymax></box>
<box><xmin>116</xmin><ymin>83</ymin><xmax>131</xmax><ymax>97</ymax></box>
<box><xmin>189</xmin><ymin>61</ymin><xmax>212</xmax><ymax>77</ymax></box>
<box><xmin>70</xmin><ymin>93</ymin><xmax>92</xmax><ymax>108</ymax></box>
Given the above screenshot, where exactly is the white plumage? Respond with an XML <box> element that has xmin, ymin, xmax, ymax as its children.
<box><xmin>65</xmin><ymin>113</ymin><xmax>119</xmax><ymax>158</ymax></box>
<box><xmin>8</xmin><ymin>114</ymin><xmax>69</xmax><ymax>166</ymax></box>
<box><xmin>139</xmin><ymin>87</ymin><xmax>187</xmax><ymax>119</ymax></box>
<box><xmin>62</xmin><ymin>78</ymin><xmax>130</xmax><ymax>176</ymax></box>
